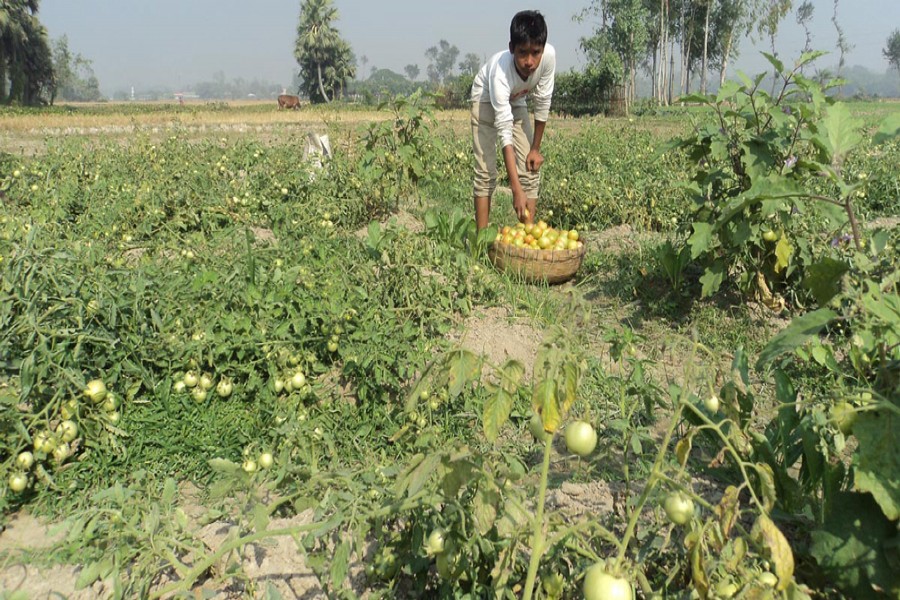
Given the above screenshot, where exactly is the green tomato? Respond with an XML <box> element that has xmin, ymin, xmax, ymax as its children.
<box><xmin>258</xmin><ymin>452</ymin><xmax>274</xmax><ymax>469</ymax></box>
<box><xmin>291</xmin><ymin>371</ymin><xmax>306</xmax><ymax>389</ymax></box>
<box><xmin>529</xmin><ymin>413</ymin><xmax>551</xmax><ymax>442</ymax></box>
<box><xmin>242</xmin><ymin>458</ymin><xmax>257</xmax><ymax>473</ymax></box>
<box><xmin>703</xmin><ymin>394</ymin><xmax>720</xmax><ymax>414</ymax></box>
<box><xmin>8</xmin><ymin>472</ymin><xmax>28</xmax><ymax>493</ymax></box>
<box><xmin>425</xmin><ymin>529</ymin><xmax>445</xmax><ymax>555</ymax></box>
<box><xmin>56</xmin><ymin>419</ymin><xmax>78</xmax><ymax>443</ymax></box>
<box><xmin>216</xmin><ymin>378</ymin><xmax>233</xmax><ymax>398</ymax></box>
<box><xmin>583</xmin><ymin>564</ymin><xmax>633</xmax><ymax>600</ymax></box>
<box><xmin>183</xmin><ymin>371</ymin><xmax>199</xmax><ymax>388</ymax></box>
<box><xmin>16</xmin><ymin>451</ymin><xmax>34</xmax><ymax>470</ymax></box>
<box><xmin>762</xmin><ymin>229</ymin><xmax>778</xmax><ymax>242</ymax></box>
<box><xmin>565</xmin><ymin>421</ymin><xmax>598</xmax><ymax>457</ymax></box>
<box><xmin>84</xmin><ymin>378</ymin><xmax>108</xmax><ymax>403</ymax></box>
<box><xmin>663</xmin><ymin>492</ymin><xmax>694</xmax><ymax>526</ymax></box>
<box><xmin>757</xmin><ymin>571</ymin><xmax>778</xmax><ymax>587</ymax></box>
<box><xmin>830</xmin><ymin>401</ymin><xmax>857</xmax><ymax>435</ymax></box>
<box><xmin>199</xmin><ymin>373</ymin><xmax>214</xmax><ymax>391</ymax></box>
<box><xmin>191</xmin><ymin>386</ymin><xmax>207</xmax><ymax>403</ymax></box>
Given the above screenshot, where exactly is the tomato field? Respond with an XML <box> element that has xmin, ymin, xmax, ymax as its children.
<box><xmin>1</xmin><ymin>83</ymin><xmax>899</xmax><ymax>599</ymax></box>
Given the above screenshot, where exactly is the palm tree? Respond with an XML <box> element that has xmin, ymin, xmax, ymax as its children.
<box><xmin>295</xmin><ymin>0</ymin><xmax>340</xmax><ymax>103</ymax></box>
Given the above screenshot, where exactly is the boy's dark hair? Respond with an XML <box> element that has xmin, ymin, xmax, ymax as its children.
<box><xmin>510</xmin><ymin>10</ymin><xmax>547</xmax><ymax>47</ymax></box>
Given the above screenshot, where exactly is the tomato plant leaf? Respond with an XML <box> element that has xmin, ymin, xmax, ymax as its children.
<box><xmin>688</xmin><ymin>222</ymin><xmax>714</xmax><ymax>259</ymax></box>
<box><xmin>483</xmin><ymin>387</ymin><xmax>513</xmax><ymax>444</ymax></box>
<box><xmin>754</xmin><ymin>514</ymin><xmax>795</xmax><ymax>590</ymax></box>
<box><xmin>699</xmin><ymin>261</ymin><xmax>725</xmax><ymax>298</ymax></box>
<box><xmin>774</xmin><ymin>236</ymin><xmax>793</xmax><ymax>274</ymax></box>
<box><xmin>447</xmin><ymin>350</ymin><xmax>481</xmax><ymax>400</ymax></box>
<box><xmin>207</xmin><ymin>458</ymin><xmax>241</xmax><ymax>475</ymax></box>
<box><xmin>560</xmin><ymin>361</ymin><xmax>578</xmax><ymax>415</ymax></box>
<box><xmin>872</xmin><ymin>111</ymin><xmax>900</xmax><ymax>145</ymax></box>
<box><xmin>714</xmin><ymin>485</ymin><xmax>741</xmax><ymax>538</ymax></box>
<box><xmin>756</xmin><ymin>308</ymin><xmax>837</xmax><ymax>370</ymax></box>
<box><xmin>675</xmin><ymin>435</ymin><xmax>693</xmax><ymax>468</ymax></box>
<box><xmin>330</xmin><ymin>539</ymin><xmax>351</xmax><ymax>590</ymax></box>
<box><xmin>802</xmin><ymin>258</ymin><xmax>849</xmax><ymax>306</ymax></box>
<box><xmin>532</xmin><ymin>379</ymin><xmax>559</xmax><ymax>433</ymax></box>
<box><xmin>473</xmin><ymin>484</ymin><xmax>500</xmax><ymax>536</ymax></box>
<box><xmin>810</xmin><ymin>491</ymin><xmax>899</xmax><ymax>597</ymax></box>
<box><xmin>852</xmin><ymin>410</ymin><xmax>899</xmax><ymax>520</ymax></box>
<box><xmin>499</xmin><ymin>359</ymin><xmax>525</xmax><ymax>393</ymax></box>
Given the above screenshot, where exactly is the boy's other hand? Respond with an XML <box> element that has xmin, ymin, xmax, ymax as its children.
<box><xmin>526</xmin><ymin>149</ymin><xmax>544</xmax><ymax>173</ymax></box>
<box><xmin>512</xmin><ymin>190</ymin><xmax>529</xmax><ymax>222</ymax></box>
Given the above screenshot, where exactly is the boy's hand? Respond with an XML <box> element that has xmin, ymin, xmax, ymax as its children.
<box><xmin>513</xmin><ymin>189</ymin><xmax>530</xmax><ymax>222</ymax></box>
<box><xmin>526</xmin><ymin>149</ymin><xmax>544</xmax><ymax>173</ymax></box>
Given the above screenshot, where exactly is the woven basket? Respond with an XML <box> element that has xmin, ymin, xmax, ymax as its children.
<box><xmin>488</xmin><ymin>241</ymin><xmax>587</xmax><ymax>284</ymax></box>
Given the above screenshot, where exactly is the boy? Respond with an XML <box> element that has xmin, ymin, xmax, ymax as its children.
<box><xmin>470</xmin><ymin>10</ymin><xmax>555</xmax><ymax>229</ymax></box>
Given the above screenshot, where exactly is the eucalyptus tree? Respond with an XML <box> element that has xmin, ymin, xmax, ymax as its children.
<box><xmin>425</xmin><ymin>39</ymin><xmax>459</xmax><ymax>85</ymax></box>
<box><xmin>885</xmin><ymin>29</ymin><xmax>900</xmax><ymax>79</ymax></box>
<box><xmin>294</xmin><ymin>0</ymin><xmax>354</xmax><ymax>103</ymax></box>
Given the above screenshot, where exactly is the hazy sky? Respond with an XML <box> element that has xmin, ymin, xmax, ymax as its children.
<box><xmin>40</xmin><ymin>0</ymin><xmax>900</xmax><ymax>95</ymax></box>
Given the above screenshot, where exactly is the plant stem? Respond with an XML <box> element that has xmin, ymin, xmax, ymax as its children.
<box><xmin>523</xmin><ymin>433</ymin><xmax>554</xmax><ymax>600</ymax></box>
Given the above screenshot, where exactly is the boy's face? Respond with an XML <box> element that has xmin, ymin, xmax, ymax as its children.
<box><xmin>509</xmin><ymin>41</ymin><xmax>545</xmax><ymax>80</ymax></box>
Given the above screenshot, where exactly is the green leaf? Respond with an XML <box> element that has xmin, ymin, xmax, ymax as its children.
<box><xmin>75</xmin><ymin>561</ymin><xmax>102</xmax><ymax>589</ymax></box>
<box><xmin>802</xmin><ymin>257</ymin><xmax>849</xmax><ymax>306</ymax></box>
<box><xmin>699</xmin><ymin>261</ymin><xmax>725</xmax><ymax>298</ymax></box>
<box><xmin>473</xmin><ymin>485</ymin><xmax>500</xmax><ymax>535</ymax></box>
<box><xmin>207</xmin><ymin>458</ymin><xmax>241</xmax><ymax>474</ymax></box>
<box><xmin>330</xmin><ymin>540</ymin><xmax>351</xmax><ymax>590</ymax></box>
<box><xmin>761</xmin><ymin>52</ymin><xmax>784</xmax><ymax>74</ymax></box>
<box><xmin>872</xmin><ymin>112</ymin><xmax>900</xmax><ymax>145</ymax></box>
<box><xmin>483</xmin><ymin>388</ymin><xmax>513</xmax><ymax>443</ymax></box>
<box><xmin>756</xmin><ymin>309</ymin><xmax>837</xmax><ymax>370</ymax></box>
<box><xmin>812</xmin><ymin>103</ymin><xmax>864</xmax><ymax>167</ymax></box>
<box><xmin>688</xmin><ymin>222</ymin><xmax>715</xmax><ymax>259</ymax></box>
<box><xmin>447</xmin><ymin>350</ymin><xmax>481</xmax><ymax>400</ymax></box>
<box><xmin>853</xmin><ymin>410</ymin><xmax>900</xmax><ymax>520</ymax></box>
<box><xmin>810</xmin><ymin>491</ymin><xmax>899</xmax><ymax>597</ymax></box>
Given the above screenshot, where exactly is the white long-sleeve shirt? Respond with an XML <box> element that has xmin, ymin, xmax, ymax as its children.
<box><xmin>470</xmin><ymin>43</ymin><xmax>556</xmax><ymax>149</ymax></box>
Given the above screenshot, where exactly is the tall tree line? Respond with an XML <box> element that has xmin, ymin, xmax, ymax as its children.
<box><xmin>579</xmin><ymin>0</ymin><xmax>812</xmax><ymax>108</ymax></box>
<box><xmin>0</xmin><ymin>0</ymin><xmax>54</xmax><ymax>105</ymax></box>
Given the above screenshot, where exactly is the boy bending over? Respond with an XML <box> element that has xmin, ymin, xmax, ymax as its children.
<box><xmin>470</xmin><ymin>10</ymin><xmax>555</xmax><ymax>229</ymax></box>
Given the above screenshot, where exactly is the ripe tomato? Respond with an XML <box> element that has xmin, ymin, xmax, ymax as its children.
<box><xmin>663</xmin><ymin>492</ymin><xmax>694</xmax><ymax>525</ymax></box>
<box><xmin>565</xmin><ymin>421</ymin><xmax>598</xmax><ymax>457</ymax></box>
<box><xmin>583</xmin><ymin>564</ymin><xmax>633</xmax><ymax>600</ymax></box>
<box><xmin>8</xmin><ymin>472</ymin><xmax>28</xmax><ymax>493</ymax></box>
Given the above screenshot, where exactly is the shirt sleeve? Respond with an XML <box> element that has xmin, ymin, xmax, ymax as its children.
<box><xmin>531</xmin><ymin>45</ymin><xmax>556</xmax><ymax>123</ymax></box>
<box><xmin>487</xmin><ymin>57</ymin><xmax>516</xmax><ymax>149</ymax></box>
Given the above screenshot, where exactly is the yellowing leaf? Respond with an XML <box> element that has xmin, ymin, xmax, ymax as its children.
<box><xmin>774</xmin><ymin>236</ymin><xmax>793</xmax><ymax>274</ymax></box>
<box><xmin>532</xmin><ymin>380</ymin><xmax>560</xmax><ymax>433</ymax></box>
<box><xmin>754</xmin><ymin>514</ymin><xmax>795</xmax><ymax>590</ymax></box>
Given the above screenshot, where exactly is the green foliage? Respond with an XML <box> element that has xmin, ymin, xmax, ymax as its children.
<box><xmin>669</xmin><ymin>51</ymin><xmax>900</xmax><ymax>308</ymax></box>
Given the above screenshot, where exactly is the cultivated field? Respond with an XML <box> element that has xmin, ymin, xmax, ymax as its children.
<box><xmin>1</xmin><ymin>93</ymin><xmax>897</xmax><ymax>599</ymax></box>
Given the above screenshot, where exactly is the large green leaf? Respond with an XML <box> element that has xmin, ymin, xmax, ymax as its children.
<box><xmin>853</xmin><ymin>410</ymin><xmax>900</xmax><ymax>520</ymax></box>
<box><xmin>447</xmin><ymin>349</ymin><xmax>481</xmax><ymax>400</ymax></box>
<box><xmin>810</xmin><ymin>491</ymin><xmax>899</xmax><ymax>597</ymax></box>
<box><xmin>872</xmin><ymin>111</ymin><xmax>900</xmax><ymax>145</ymax></box>
<box><xmin>483</xmin><ymin>387</ymin><xmax>514</xmax><ymax>443</ymax></box>
<box><xmin>756</xmin><ymin>309</ymin><xmax>837</xmax><ymax>370</ymax></box>
<box><xmin>802</xmin><ymin>257</ymin><xmax>849</xmax><ymax>306</ymax></box>
<box><xmin>688</xmin><ymin>222</ymin><xmax>715</xmax><ymax>259</ymax></box>
<box><xmin>812</xmin><ymin>103</ymin><xmax>864</xmax><ymax>167</ymax></box>
<box><xmin>699</xmin><ymin>261</ymin><xmax>725</xmax><ymax>298</ymax></box>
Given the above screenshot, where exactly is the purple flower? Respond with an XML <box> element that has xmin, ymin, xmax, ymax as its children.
<box><xmin>791</xmin><ymin>205</ymin><xmax>800</xmax><ymax>215</ymax></box>
<box><xmin>784</xmin><ymin>155</ymin><xmax>797</xmax><ymax>169</ymax></box>
<box><xmin>783</xmin><ymin>106</ymin><xmax>793</xmax><ymax>115</ymax></box>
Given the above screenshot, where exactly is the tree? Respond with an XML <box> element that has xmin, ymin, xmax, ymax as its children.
<box><xmin>458</xmin><ymin>53</ymin><xmax>481</xmax><ymax>76</ymax></box>
<box><xmin>0</xmin><ymin>0</ymin><xmax>54</xmax><ymax>105</ymax></box>
<box><xmin>404</xmin><ymin>64</ymin><xmax>420</xmax><ymax>81</ymax></box>
<box><xmin>424</xmin><ymin>39</ymin><xmax>459</xmax><ymax>85</ymax></box>
<box><xmin>51</xmin><ymin>35</ymin><xmax>102</xmax><ymax>102</ymax></box>
<box><xmin>830</xmin><ymin>0</ymin><xmax>852</xmax><ymax>95</ymax></box>
<box><xmin>885</xmin><ymin>29</ymin><xmax>900</xmax><ymax>78</ymax></box>
<box><xmin>795</xmin><ymin>0</ymin><xmax>814</xmax><ymax>55</ymax></box>
<box><xmin>294</xmin><ymin>0</ymin><xmax>354</xmax><ymax>103</ymax></box>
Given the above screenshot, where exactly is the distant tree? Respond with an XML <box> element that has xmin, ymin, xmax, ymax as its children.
<box><xmin>294</xmin><ymin>0</ymin><xmax>354</xmax><ymax>103</ymax></box>
<box><xmin>885</xmin><ymin>29</ymin><xmax>900</xmax><ymax>78</ymax></box>
<box><xmin>458</xmin><ymin>53</ymin><xmax>481</xmax><ymax>76</ymax></box>
<box><xmin>51</xmin><ymin>35</ymin><xmax>102</xmax><ymax>102</ymax></box>
<box><xmin>831</xmin><ymin>0</ymin><xmax>852</xmax><ymax>95</ymax></box>
<box><xmin>404</xmin><ymin>64</ymin><xmax>420</xmax><ymax>81</ymax></box>
<box><xmin>424</xmin><ymin>39</ymin><xmax>459</xmax><ymax>85</ymax></box>
<box><xmin>795</xmin><ymin>0</ymin><xmax>814</xmax><ymax>55</ymax></box>
<box><xmin>358</xmin><ymin>54</ymin><xmax>368</xmax><ymax>79</ymax></box>
<box><xmin>0</xmin><ymin>0</ymin><xmax>55</xmax><ymax>105</ymax></box>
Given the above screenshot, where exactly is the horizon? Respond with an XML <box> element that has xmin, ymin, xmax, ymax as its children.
<box><xmin>39</xmin><ymin>0</ymin><xmax>900</xmax><ymax>96</ymax></box>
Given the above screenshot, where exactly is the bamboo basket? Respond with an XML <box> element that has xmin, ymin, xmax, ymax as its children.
<box><xmin>488</xmin><ymin>241</ymin><xmax>587</xmax><ymax>284</ymax></box>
